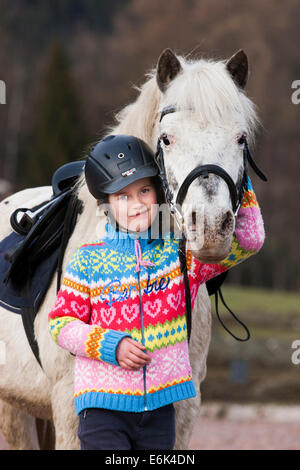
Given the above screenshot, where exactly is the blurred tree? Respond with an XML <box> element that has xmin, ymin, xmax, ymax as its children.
<box><xmin>26</xmin><ymin>42</ymin><xmax>88</xmax><ymax>187</ymax></box>
<box><xmin>0</xmin><ymin>0</ymin><xmax>131</xmax><ymax>50</ymax></box>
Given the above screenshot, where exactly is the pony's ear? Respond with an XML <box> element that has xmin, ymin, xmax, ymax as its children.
<box><xmin>156</xmin><ymin>48</ymin><xmax>182</xmax><ymax>93</ymax></box>
<box><xmin>226</xmin><ymin>49</ymin><xmax>248</xmax><ymax>89</ymax></box>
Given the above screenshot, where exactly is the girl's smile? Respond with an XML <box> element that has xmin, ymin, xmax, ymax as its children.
<box><xmin>129</xmin><ymin>209</ymin><xmax>148</xmax><ymax>218</ymax></box>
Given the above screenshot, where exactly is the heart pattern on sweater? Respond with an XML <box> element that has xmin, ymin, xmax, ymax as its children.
<box><xmin>100</xmin><ymin>306</ymin><xmax>116</xmax><ymax>326</ymax></box>
<box><xmin>167</xmin><ymin>291</ymin><xmax>182</xmax><ymax>310</ymax></box>
<box><xmin>70</xmin><ymin>301</ymin><xmax>89</xmax><ymax>320</ymax></box>
<box><xmin>121</xmin><ymin>304</ymin><xmax>139</xmax><ymax>323</ymax></box>
<box><xmin>53</xmin><ymin>296</ymin><xmax>65</xmax><ymax>311</ymax></box>
<box><xmin>144</xmin><ymin>299</ymin><xmax>162</xmax><ymax>318</ymax></box>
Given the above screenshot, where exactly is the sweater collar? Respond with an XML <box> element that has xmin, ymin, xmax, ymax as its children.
<box><xmin>103</xmin><ymin>222</ymin><xmax>162</xmax><ymax>251</ymax></box>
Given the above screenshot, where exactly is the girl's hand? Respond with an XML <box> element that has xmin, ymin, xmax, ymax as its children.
<box><xmin>116</xmin><ymin>337</ymin><xmax>151</xmax><ymax>370</ymax></box>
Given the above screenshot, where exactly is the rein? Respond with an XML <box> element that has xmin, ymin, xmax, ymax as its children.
<box><xmin>155</xmin><ymin>105</ymin><xmax>268</xmax><ymax>343</ymax></box>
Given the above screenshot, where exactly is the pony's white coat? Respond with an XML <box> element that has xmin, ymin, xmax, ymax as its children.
<box><xmin>0</xmin><ymin>51</ymin><xmax>259</xmax><ymax>449</ymax></box>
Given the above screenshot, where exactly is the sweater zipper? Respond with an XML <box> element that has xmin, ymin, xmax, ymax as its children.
<box><xmin>136</xmin><ymin>269</ymin><xmax>148</xmax><ymax>411</ymax></box>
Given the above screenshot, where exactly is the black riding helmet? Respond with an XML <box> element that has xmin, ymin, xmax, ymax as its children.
<box><xmin>84</xmin><ymin>134</ymin><xmax>160</xmax><ymax>199</ymax></box>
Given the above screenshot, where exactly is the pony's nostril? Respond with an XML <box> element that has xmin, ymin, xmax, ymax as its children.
<box><xmin>191</xmin><ymin>211</ymin><xmax>197</xmax><ymax>226</ymax></box>
<box><xmin>219</xmin><ymin>211</ymin><xmax>234</xmax><ymax>234</ymax></box>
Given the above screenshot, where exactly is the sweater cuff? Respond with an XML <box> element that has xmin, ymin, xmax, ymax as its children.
<box><xmin>99</xmin><ymin>330</ymin><xmax>131</xmax><ymax>366</ymax></box>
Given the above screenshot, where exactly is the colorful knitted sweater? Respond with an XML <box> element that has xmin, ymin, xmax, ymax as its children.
<box><xmin>48</xmin><ymin>176</ymin><xmax>265</xmax><ymax>414</ymax></box>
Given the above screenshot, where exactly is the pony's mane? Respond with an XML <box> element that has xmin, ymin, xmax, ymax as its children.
<box><xmin>106</xmin><ymin>74</ymin><xmax>161</xmax><ymax>146</ymax></box>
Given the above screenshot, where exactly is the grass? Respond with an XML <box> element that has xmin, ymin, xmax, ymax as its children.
<box><xmin>203</xmin><ymin>285</ymin><xmax>300</xmax><ymax>404</ymax></box>
<box><xmin>212</xmin><ymin>285</ymin><xmax>300</xmax><ymax>316</ymax></box>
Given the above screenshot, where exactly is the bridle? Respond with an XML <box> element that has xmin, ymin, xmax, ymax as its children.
<box><xmin>155</xmin><ymin>105</ymin><xmax>267</xmax><ymax>233</ymax></box>
<box><xmin>154</xmin><ymin>105</ymin><xmax>268</xmax><ymax>342</ymax></box>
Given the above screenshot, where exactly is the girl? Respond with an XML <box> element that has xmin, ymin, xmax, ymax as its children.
<box><xmin>48</xmin><ymin>134</ymin><xmax>265</xmax><ymax>450</ymax></box>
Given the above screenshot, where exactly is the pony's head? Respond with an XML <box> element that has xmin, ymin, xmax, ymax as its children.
<box><xmin>155</xmin><ymin>48</ymin><xmax>259</xmax><ymax>262</ymax></box>
<box><xmin>95</xmin><ymin>48</ymin><xmax>260</xmax><ymax>262</ymax></box>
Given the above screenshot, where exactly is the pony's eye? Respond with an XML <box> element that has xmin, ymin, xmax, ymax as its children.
<box><xmin>161</xmin><ymin>133</ymin><xmax>171</xmax><ymax>146</ymax></box>
<box><xmin>237</xmin><ymin>133</ymin><xmax>247</xmax><ymax>145</ymax></box>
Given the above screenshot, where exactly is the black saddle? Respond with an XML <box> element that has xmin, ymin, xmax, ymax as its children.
<box><xmin>0</xmin><ymin>161</ymin><xmax>85</xmax><ymax>366</ymax></box>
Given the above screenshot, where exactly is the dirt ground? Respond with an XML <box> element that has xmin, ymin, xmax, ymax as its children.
<box><xmin>1</xmin><ymin>404</ymin><xmax>300</xmax><ymax>450</ymax></box>
<box><xmin>188</xmin><ymin>417</ymin><xmax>300</xmax><ymax>450</ymax></box>
<box><xmin>188</xmin><ymin>403</ymin><xmax>300</xmax><ymax>450</ymax></box>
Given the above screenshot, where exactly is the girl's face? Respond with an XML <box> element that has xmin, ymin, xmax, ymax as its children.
<box><xmin>107</xmin><ymin>177</ymin><xmax>158</xmax><ymax>233</ymax></box>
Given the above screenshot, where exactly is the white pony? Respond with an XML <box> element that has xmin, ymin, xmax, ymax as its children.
<box><xmin>0</xmin><ymin>48</ymin><xmax>260</xmax><ymax>449</ymax></box>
